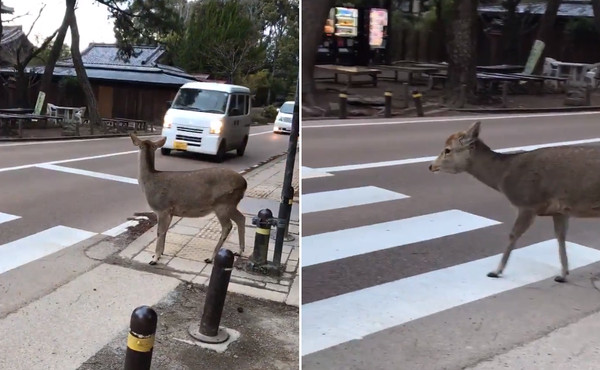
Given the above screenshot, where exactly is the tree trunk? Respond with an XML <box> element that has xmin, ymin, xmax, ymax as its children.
<box><xmin>532</xmin><ymin>0</ymin><xmax>561</xmax><ymax>74</ymax></box>
<box><xmin>444</xmin><ymin>0</ymin><xmax>479</xmax><ymax>106</ymax></box>
<box><xmin>39</xmin><ymin>4</ymin><xmax>71</xmax><ymax>101</ymax></box>
<box><xmin>592</xmin><ymin>0</ymin><xmax>600</xmax><ymax>34</ymax></box>
<box><xmin>301</xmin><ymin>0</ymin><xmax>335</xmax><ymax>106</ymax></box>
<box><xmin>501</xmin><ymin>0</ymin><xmax>521</xmax><ymax>65</ymax></box>
<box><xmin>67</xmin><ymin>0</ymin><xmax>101</xmax><ymax>132</ymax></box>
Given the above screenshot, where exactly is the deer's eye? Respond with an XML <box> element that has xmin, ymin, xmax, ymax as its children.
<box><xmin>444</xmin><ymin>148</ymin><xmax>451</xmax><ymax>155</ymax></box>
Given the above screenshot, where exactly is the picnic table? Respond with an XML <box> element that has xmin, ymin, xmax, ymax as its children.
<box><xmin>477</xmin><ymin>64</ymin><xmax>524</xmax><ymax>74</ymax></box>
<box><xmin>315</xmin><ymin>64</ymin><xmax>382</xmax><ymax>88</ymax></box>
<box><xmin>101</xmin><ymin>117</ymin><xmax>151</xmax><ymax>133</ymax></box>
<box><xmin>0</xmin><ymin>113</ymin><xmax>61</xmax><ymax>138</ymax></box>
<box><xmin>376</xmin><ymin>64</ymin><xmax>442</xmax><ymax>84</ymax></box>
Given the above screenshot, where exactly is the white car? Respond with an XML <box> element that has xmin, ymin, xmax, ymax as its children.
<box><xmin>273</xmin><ymin>101</ymin><xmax>295</xmax><ymax>134</ymax></box>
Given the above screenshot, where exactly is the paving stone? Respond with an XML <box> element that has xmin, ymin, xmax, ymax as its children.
<box><xmin>170</xmin><ymin>224</ymin><xmax>198</xmax><ymax>236</ymax></box>
<box><xmin>166</xmin><ymin>257</ymin><xmax>205</xmax><ymax>274</ymax></box>
<box><xmin>227</xmin><ymin>282</ymin><xmax>287</xmax><ymax>303</ymax></box>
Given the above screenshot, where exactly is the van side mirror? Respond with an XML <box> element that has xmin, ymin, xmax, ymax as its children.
<box><xmin>166</xmin><ymin>100</ymin><xmax>173</xmax><ymax>109</ymax></box>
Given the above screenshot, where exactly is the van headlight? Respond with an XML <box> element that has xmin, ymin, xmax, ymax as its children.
<box><xmin>210</xmin><ymin>119</ymin><xmax>223</xmax><ymax>134</ymax></box>
<box><xmin>163</xmin><ymin>115</ymin><xmax>173</xmax><ymax>129</ymax></box>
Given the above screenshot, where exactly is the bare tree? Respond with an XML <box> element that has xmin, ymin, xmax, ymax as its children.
<box><xmin>301</xmin><ymin>0</ymin><xmax>335</xmax><ymax>106</ymax></box>
<box><xmin>66</xmin><ymin>0</ymin><xmax>101</xmax><ymax>130</ymax></box>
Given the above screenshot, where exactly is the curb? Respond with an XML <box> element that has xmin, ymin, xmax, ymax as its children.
<box><xmin>451</xmin><ymin>105</ymin><xmax>600</xmax><ymax>114</ymax></box>
<box><xmin>239</xmin><ymin>151</ymin><xmax>288</xmax><ymax>176</ymax></box>
<box><xmin>0</xmin><ymin>131</ymin><xmax>160</xmax><ymax>142</ymax></box>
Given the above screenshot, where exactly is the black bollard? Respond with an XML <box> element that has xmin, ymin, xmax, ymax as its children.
<box><xmin>339</xmin><ymin>93</ymin><xmax>347</xmax><ymax>119</ymax></box>
<box><xmin>250</xmin><ymin>209</ymin><xmax>274</xmax><ymax>266</ymax></box>
<box><xmin>189</xmin><ymin>248</ymin><xmax>234</xmax><ymax>344</ymax></box>
<box><xmin>384</xmin><ymin>91</ymin><xmax>392</xmax><ymax>118</ymax></box>
<box><xmin>502</xmin><ymin>82</ymin><xmax>509</xmax><ymax>108</ymax></box>
<box><xmin>124</xmin><ymin>306</ymin><xmax>158</xmax><ymax>370</ymax></box>
<box><xmin>412</xmin><ymin>90</ymin><xmax>424</xmax><ymax>117</ymax></box>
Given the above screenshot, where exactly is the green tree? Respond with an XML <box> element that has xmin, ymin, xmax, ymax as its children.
<box><xmin>176</xmin><ymin>0</ymin><xmax>265</xmax><ymax>83</ymax></box>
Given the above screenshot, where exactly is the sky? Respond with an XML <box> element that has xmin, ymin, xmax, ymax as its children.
<box><xmin>3</xmin><ymin>0</ymin><xmax>116</xmax><ymax>48</ymax></box>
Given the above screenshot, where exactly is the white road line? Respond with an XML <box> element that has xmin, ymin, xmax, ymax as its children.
<box><xmin>303</xmin><ymin>186</ymin><xmax>408</xmax><ymax>214</ymax></box>
<box><xmin>250</xmin><ymin>130</ymin><xmax>275</xmax><ymax>136</ymax></box>
<box><xmin>0</xmin><ymin>226</ymin><xmax>97</xmax><ymax>275</ymax></box>
<box><xmin>316</xmin><ymin>137</ymin><xmax>600</xmax><ymax>173</ymax></box>
<box><xmin>0</xmin><ymin>212</ymin><xmax>20</xmax><ymax>225</ymax></box>
<box><xmin>302</xmin><ymin>210</ymin><xmax>501</xmax><ymax>267</ymax></box>
<box><xmin>0</xmin><ymin>150</ymin><xmax>138</xmax><ymax>174</ymax></box>
<box><xmin>36</xmin><ymin>164</ymin><xmax>138</xmax><ymax>184</ymax></box>
<box><xmin>102</xmin><ymin>218</ymin><xmax>146</xmax><ymax>237</ymax></box>
<box><xmin>302</xmin><ymin>111</ymin><xmax>600</xmax><ymax>129</ymax></box>
<box><xmin>302</xmin><ymin>240</ymin><xmax>600</xmax><ymax>356</ymax></box>
<box><xmin>301</xmin><ymin>166</ymin><xmax>333</xmax><ymax>179</ymax></box>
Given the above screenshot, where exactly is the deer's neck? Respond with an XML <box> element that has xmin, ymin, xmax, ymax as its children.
<box><xmin>466</xmin><ymin>141</ymin><xmax>513</xmax><ymax>191</ymax></box>
<box><xmin>138</xmin><ymin>149</ymin><xmax>158</xmax><ymax>184</ymax></box>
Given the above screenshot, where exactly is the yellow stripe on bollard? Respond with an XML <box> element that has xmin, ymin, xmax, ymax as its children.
<box><xmin>412</xmin><ymin>93</ymin><xmax>422</xmax><ymax>98</ymax></box>
<box><xmin>127</xmin><ymin>332</ymin><xmax>155</xmax><ymax>353</ymax></box>
<box><xmin>339</xmin><ymin>93</ymin><xmax>348</xmax><ymax>98</ymax></box>
<box><xmin>384</xmin><ymin>91</ymin><xmax>393</xmax><ymax>96</ymax></box>
<box><xmin>256</xmin><ymin>227</ymin><xmax>271</xmax><ymax>235</ymax></box>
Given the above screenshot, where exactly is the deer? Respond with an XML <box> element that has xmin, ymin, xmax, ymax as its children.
<box><xmin>429</xmin><ymin>120</ymin><xmax>600</xmax><ymax>283</ymax></box>
<box><xmin>130</xmin><ymin>133</ymin><xmax>247</xmax><ymax>265</ymax></box>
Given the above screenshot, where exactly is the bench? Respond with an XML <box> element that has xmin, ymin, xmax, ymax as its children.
<box><xmin>101</xmin><ymin>117</ymin><xmax>149</xmax><ymax>133</ymax></box>
<box><xmin>315</xmin><ymin>64</ymin><xmax>382</xmax><ymax>88</ymax></box>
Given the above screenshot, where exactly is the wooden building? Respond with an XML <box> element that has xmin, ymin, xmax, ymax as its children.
<box><xmin>32</xmin><ymin>43</ymin><xmax>198</xmax><ymax>124</ymax></box>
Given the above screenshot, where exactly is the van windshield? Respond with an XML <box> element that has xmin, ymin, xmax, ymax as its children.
<box><xmin>172</xmin><ymin>88</ymin><xmax>228</xmax><ymax>114</ymax></box>
<box><xmin>280</xmin><ymin>102</ymin><xmax>294</xmax><ymax>114</ymax></box>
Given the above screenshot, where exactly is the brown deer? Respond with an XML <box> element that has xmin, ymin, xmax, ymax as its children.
<box><xmin>429</xmin><ymin>121</ymin><xmax>600</xmax><ymax>283</ymax></box>
<box><xmin>130</xmin><ymin>133</ymin><xmax>247</xmax><ymax>265</ymax></box>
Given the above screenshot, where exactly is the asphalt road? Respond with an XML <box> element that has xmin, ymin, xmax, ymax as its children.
<box><xmin>0</xmin><ymin>125</ymin><xmax>289</xmax><ymax>317</ymax></box>
<box><xmin>301</xmin><ymin>111</ymin><xmax>600</xmax><ymax>370</ymax></box>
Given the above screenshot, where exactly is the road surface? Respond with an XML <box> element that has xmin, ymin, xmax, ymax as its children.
<box><xmin>0</xmin><ymin>125</ymin><xmax>289</xmax><ymax>318</ymax></box>
<box><xmin>301</xmin><ymin>111</ymin><xmax>600</xmax><ymax>369</ymax></box>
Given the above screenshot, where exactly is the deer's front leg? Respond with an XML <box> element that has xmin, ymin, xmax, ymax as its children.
<box><xmin>488</xmin><ymin>208</ymin><xmax>536</xmax><ymax>278</ymax></box>
<box><xmin>150</xmin><ymin>212</ymin><xmax>173</xmax><ymax>265</ymax></box>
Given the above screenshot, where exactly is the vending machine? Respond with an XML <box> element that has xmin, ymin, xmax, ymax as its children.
<box><xmin>333</xmin><ymin>6</ymin><xmax>359</xmax><ymax>65</ymax></box>
<box><xmin>369</xmin><ymin>8</ymin><xmax>389</xmax><ymax>64</ymax></box>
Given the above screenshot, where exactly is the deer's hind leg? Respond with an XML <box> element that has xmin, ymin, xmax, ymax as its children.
<box><xmin>204</xmin><ymin>207</ymin><xmax>233</xmax><ymax>264</ymax></box>
<box><xmin>150</xmin><ymin>211</ymin><xmax>173</xmax><ymax>265</ymax></box>
<box><xmin>230</xmin><ymin>208</ymin><xmax>246</xmax><ymax>257</ymax></box>
<box><xmin>553</xmin><ymin>214</ymin><xmax>570</xmax><ymax>283</ymax></box>
<box><xmin>488</xmin><ymin>208</ymin><xmax>536</xmax><ymax>278</ymax></box>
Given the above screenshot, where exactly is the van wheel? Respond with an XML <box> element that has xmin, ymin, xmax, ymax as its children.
<box><xmin>237</xmin><ymin>136</ymin><xmax>248</xmax><ymax>156</ymax></box>
<box><xmin>161</xmin><ymin>148</ymin><xmax>171</xmax><ymax>155</ymax></box>
<box><xmin>215</xmin><ymin>140</ymin><xmax>226</xmax><ymax>163</ymax></box>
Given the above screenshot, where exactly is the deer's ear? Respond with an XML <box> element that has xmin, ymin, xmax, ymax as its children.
<box><xmin>130</xmin><ymin>133</ymin><xmax>141</xmax><ymax>146</ymax></box>
<box><xmin>154</xmin><ymin>136</ymin><xmax>167</xmax><ymax>148</ymax></box>
<box><xmin>465</xmin><ymin>121</ymin><xmax>481</xmax><ymax>140</ymax></box>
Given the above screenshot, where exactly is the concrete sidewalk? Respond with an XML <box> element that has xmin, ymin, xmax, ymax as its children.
<box><xmin>118</xmin><ymin>150</ymin><xmax>300</xmax><ymax>307</ymax></box>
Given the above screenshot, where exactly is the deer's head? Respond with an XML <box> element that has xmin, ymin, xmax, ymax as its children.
<box><xmin>130</xmin><ymin>133</ymin><xmax>166</xmax><ymax>152</ymax></box>
<box><xmin>429</xmin><ymin>121</ymin><xmax>481</xmax><ymax>174</ymax></box>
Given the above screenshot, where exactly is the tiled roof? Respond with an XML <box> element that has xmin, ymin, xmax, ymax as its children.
<box><xmin>1</xmin><ymin>26</ymin><xmax>25</xmax><ymax>45</ymax></box>
<box><xmin>1</xmin><ymin>4</ymin><xmax>14</xmax><ymax>14</ymax></box>
<box><xmin>57</xmin><ymin>43</ymin><xmax>165</xmax><ymax>67</ymax></box>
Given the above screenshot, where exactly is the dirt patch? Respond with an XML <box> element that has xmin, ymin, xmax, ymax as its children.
<box><xmin>78</xmin><ymin>283</ymin><xmax>299</xmax><ymax>370</ymax></box>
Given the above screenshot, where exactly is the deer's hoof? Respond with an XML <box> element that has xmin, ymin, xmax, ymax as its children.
<box><xmin>204</xmin><ymin>258</ymin><xmax>213</xmax><ymax>264</ymax></box>
<box><xmin>487</xmin><ymin>272</ymin><xmax>500</xmax><ymax>278</ymax></box>
<box><xmin>233</xmin><ymin>252</ymin><xmax>241</xmax><ymax>257</ymax></box>
<box><xmin>554</xmin><ymin>276</ymin><xmax>567</xmax><ymax>283</ymax></box>
<box><xmin>149</xmin><ymin>260</ymin><xmax>157</xmax><ymax>266</ymax></box>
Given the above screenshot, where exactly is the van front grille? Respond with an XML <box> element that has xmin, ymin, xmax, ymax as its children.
<box><xmin>176</xmin><ymin>134</ymin><xmax>202</xmax><ymax>144</ymax></box>
<box><xmin>177</xmin><ymin>126</ymin><xmax>204</xmax><ymax>134</ymax></box>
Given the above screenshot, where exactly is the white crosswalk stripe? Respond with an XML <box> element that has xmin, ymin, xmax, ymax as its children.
<box><xmin>302</xmin><ymin>186</ymin><xmax>408</xmax><ymax>214</ymax></box>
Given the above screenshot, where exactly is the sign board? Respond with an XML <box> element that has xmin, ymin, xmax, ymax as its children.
<box><xmin>523</xmin><ymin>40</ymin><xmax>545</xmax><ymax>75</ymax></box>
<box><xmin>369</xmin><ymin>8</ymin><xmax>388</xmax><ymax>48</ymax></box>
<box><xmin>34</xmin><ymin>91</ymin><xmax>46</xmax><ymax>115</ymax></box>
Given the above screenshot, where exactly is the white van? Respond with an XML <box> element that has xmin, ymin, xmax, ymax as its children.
<box><xmin>161</xmin><ymin>82</ymin><xmax>252</xmax><ymax>162</ymax></box>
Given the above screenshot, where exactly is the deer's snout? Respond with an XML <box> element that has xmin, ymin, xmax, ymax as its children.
<box><xmin>429</xmin><ymin>163</ymin><xmax>440</xmax><ymax>172</ymax></box>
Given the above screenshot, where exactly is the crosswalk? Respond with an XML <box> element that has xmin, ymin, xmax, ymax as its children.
<box><xmin>0</xmin><ymin>212</ymin><xmax>146</xmax><ymax>277</ymax></box>
<box><xmin>301</xmin><ymin>167</ymin><xmax>600</xmax><ymax>358</ymax></box>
